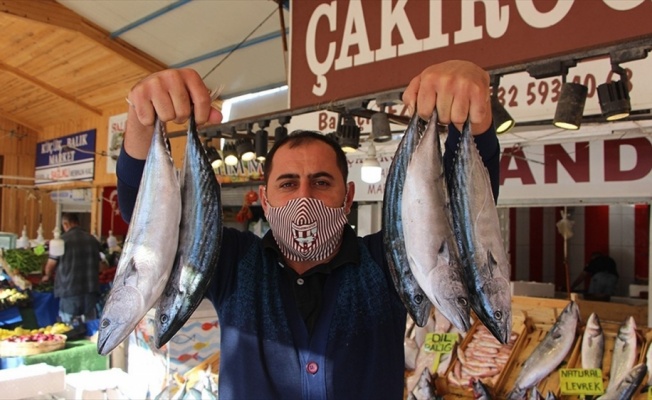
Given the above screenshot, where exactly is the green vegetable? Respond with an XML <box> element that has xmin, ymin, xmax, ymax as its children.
<box><xmin>3</xmin><ymin>248</ymin><xmax>48</xmax><ymax>276</ymax></box>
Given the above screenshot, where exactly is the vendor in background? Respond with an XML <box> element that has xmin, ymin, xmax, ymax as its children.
<box><xmin>42</xmin><ymin>213</ymin><xmax>102</xmax><ymax>326</ymax></box>
<box><xmin>571</xmin><ymin>251</ymin><xmax>619</xmax><ymax>300</ymax></box>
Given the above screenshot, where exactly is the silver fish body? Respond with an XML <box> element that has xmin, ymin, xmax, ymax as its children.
<box><xmin>581</xmin><ymin>312</ymin><xmax>605</xmax><ymax>369</ymax></box>
<box><xmin>407</xmin><ymin>367</ymin><xmax>441</xmax><ymax>400</ymax></box>
<box><xmin>448</xmin><ymin>121</ymin><xmax>511</xmax><ymax>343</ymax></box>
<box><xmin>507</xmin><ymin>301</ymin><xmax>580</xmax><ymax>400</ymax></box>
<box><xmin>402</xmin><ymin>112</ymin><xmax>470</xmax><ymax>332</ymax></box>
<box><xmin>155</xmin><ymin>114</ymin><xmax>223</xmax><ymax>348</ymax></box>
<box><xmin>472</xmin><ymin>378</ymin><xmax>493</xmax><ymax>400</ymax></box>
<box><xmin>607</xmin><ymin>316</ymin><xmax>638</xmax><ymax>391</ymax></box>
<box><xmin>597</xmin><ymin>363</ymin><xmax>647</xmax><ymax>400</ymax></box>
<box><xmin>97</xmin><ymin>118</ymin><xmax>182</xmax><ymax>355</ymax></box>
<box><xmin>383</xmin><ymin>113</ymin><xmax>432</xmax><ymax>327</ymax></box>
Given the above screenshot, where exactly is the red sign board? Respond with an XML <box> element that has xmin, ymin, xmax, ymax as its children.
<box><xmin>101</xmin><ymin>186</ymin><xmax>129</xmax><ymax>237</ymax></box>
<box><xmin>290</xmin><ymin>0</ymin><xmax>652</xmax><ymax>109</ymax></box>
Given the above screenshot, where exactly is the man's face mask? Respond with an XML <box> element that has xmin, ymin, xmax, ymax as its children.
<box><xmin>264</xmin><ymin>196</ymin><xmax>348</xmax><ymax>262</ymax></box>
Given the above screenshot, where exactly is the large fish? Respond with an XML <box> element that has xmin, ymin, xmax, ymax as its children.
<box><xmin>581</xmin><ymin>312</ymin><xmax>605</xmax><ymax>369</ymax></box>
<box><xmin>448</xmin><ymin>120</ymin><xmax>511</xmax><ymax>343</ymax></box>
<box><xmin>507</xmin><ymin>301</ymin><xmax>580</xmax><ymax>400</ymax></box>
<box><xmin>383</xmin><ymin>114</ymin><xmax>432</xmax><ymax>327</ymax></box>
<box><xmin>155</xmin><ymin>114</ymin><xmax>223</xmax><ymax>348</ymax></box>
<box><xmin>97</xmin><ymin>118</ymin><xmax>182</xmax><ymax>355</ymax></box>
<box><xmin>597</xmin><ymin>364</ymin><xmax>647</xmax><ymax>400</ymax></box>
<box><xmin>402</xmin><ymin>112</ymin><xmax>470</xmax><ymax>332</ymax></box>
<box><xmin>607</xmin><ymin>316</ymin><xmax>638</xmax><ymax>391</ymax></box>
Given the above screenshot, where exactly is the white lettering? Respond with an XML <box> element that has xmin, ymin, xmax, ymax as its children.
<box><xmin>334</xmin><ymin>0</ymin><xmax>373</xmax><ymax>70</ymax></box>
<box><xmin>602</xmin><ymin>0</ymin><xmax>645</xmax><ymax>11</ymax></box>
<box><xmin>376</xmin><ymin>0</ymin><xmax>422</xmax><ymax>61</ymax></box>
<box><xmin>306</xmin><ymin>2</ymin><xmax>337</xmax><ymax>96</ymax></box>
<box><xmin>455</xmin><ymin>0</ymin><xmax>509</xmax><ymax>43</ymax></box>
<box><xmin>424</xmin><ymin>0</ymin><xmax>449</xmax><ymax>50</ymax></box>
<box><xmin>516</xmin><ymin>0</ymin><xmax>574</xmax><ymax>29</ymax></box>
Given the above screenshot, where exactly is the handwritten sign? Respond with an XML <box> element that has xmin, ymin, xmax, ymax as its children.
<box><xmin>423</xmin><ymin>332</ymin><xmax>458</xmax><ymax>372</ymax></box>
<box><xmin>559</xmin><ymin>369</ymin><xmax>603</xmax><ymax>395</ymax></box>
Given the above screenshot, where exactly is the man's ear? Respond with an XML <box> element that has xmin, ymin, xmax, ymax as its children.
<box><xmin>259</xmin><ymin>185</ymin><xmax>268</xmax><ymax>213</ymax></box>
<box><xmin>344</xmin><ymin>182</ymin><xmax>355</xmax><ymax>214</ymax></box>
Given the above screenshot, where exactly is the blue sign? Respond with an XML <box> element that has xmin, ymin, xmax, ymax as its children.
<box><xmin>35</xmin><ymin>130</ymin><xmax>96</xmax><ymax>185</ymax></box>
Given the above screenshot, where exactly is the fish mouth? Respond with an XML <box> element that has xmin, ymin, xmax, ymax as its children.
<box><xmin>97</xmin><ymin>328</ymin><xmax>111</xmax><ymax>356</ymax></box>
<box><xmin>291</xmin><ymin>220</ymin><xmax>318</xmax><ymax>251</ymax></box>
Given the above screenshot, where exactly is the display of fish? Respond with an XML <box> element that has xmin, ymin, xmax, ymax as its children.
<box><xmin>401</xmin><ymin>112</ymin><xmax>470</xmax><ymax>332</ymax></box>
<box><xmin>406</xmin><ymin>368</ymin><xmax>442</xmax><ymax>400</ymax></box>
<box><xmin>607</xmin><ymin>316</ymin><xmax>638</xmax><ymax>391</ymax></box>
<box><xmin>155</xmin><ymin>114</ymin><xmax>223</xmax><ymax>348</ymax></box>
<box><xmin>97</xmin><ymin>118</ymin><xmax>182</xmax><ymax>355</ymax></box>
<box><xmin>597</xmin><ymin>363</ymin><xmax>647</xmax><ymax>400</ymax></box>
<box><xmin>507</xmin><ymin>301</ymin><xmax>580</xmax><ymax>400</ymax></box>
<box><xmin>472</xmin><ymin>378</ymin><xmax>493</xmax><ymax>400</ymax></box>
<box><xmin>383</xmin><ymin>113</ymin><xmax>432</xmax><ymax>327</ymax></box>
<box><xmin>581</xmin><ymin>312</ymin><xmax>605</xmax><ymax>369</ymax></box>
<box><xmin>448</xmin><ymin>120</ymin><xmax>511</xmax><ymax>344</ymax></box>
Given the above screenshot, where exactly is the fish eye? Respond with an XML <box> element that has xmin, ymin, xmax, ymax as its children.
<box><xmin>457</xmin><ymin>297</ymin><xmax>468</xmax><ymax>307</ymax></box>
<box><xmin>101</xmin><ymin>319</ymin><xmax>110</xmax><ymax>328</ymax></box>
<box><xmin>494</xmin><ymin>311</ymin><xmax>503</xmax><ymax>320</ymax></box>
<box><xmin>160</xmin><ymin>314</ymin><xmax>169</xmax><ymax>323</ymax></box>
<box><xmin>414</xmin><ymin>294</ymin><xmax>423</xmax><ymax>304</ymax></box>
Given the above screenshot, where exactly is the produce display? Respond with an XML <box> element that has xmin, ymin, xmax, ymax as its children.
<box><xmin>0</xmin><ymin>288</ymin><xmax>30</xmax><ymax>310</ymax></box>
<box><xmin>0</xmin><ymin>322</ymin><xmax>72</xmax><ymax>340</ymax></box>
<box><xmin>0</xmin><ymin>322</ymin><xmax>72</xmax><ymax>357</ymax></box>
<box><xmin>2</xmin><ymin>248</ymin><xmax>48</xmax><ymax>276</ymax></box>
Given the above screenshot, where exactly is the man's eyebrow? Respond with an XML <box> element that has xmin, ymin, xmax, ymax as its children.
<box><xmin>309</xmin><ymin>172</ymin><xmax>335</xmax><ymax>180</ymax></box>
<box><xmin>274</xmin><ymin>173</ymin><xmax>299</xmax><ymax>181</ymax></box>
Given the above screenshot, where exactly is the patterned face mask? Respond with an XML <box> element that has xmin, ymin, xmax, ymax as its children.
<box><xmin>265</xmin><ymin>196</ymin><xmax>349</xmax><ymax>262</ymax></box>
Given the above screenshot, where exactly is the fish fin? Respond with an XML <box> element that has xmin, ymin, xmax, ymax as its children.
<box><xmin>122</xmin><ymin>257</ymin><xmax>140</xmax><ymax>286</ymax></box>
<box><xmin>438</xmin><ymin>240</ymin><xmax>450</xmax><ymax>260</ymax></box>
<box><xmin>486</xmin><ymin>250</ymin><xmax>498</xmax><ymax>277</ymax></box>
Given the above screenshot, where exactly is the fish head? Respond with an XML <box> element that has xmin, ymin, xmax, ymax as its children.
<box><xmin>432</xmin><ymin>256</ymin><xmax>471</xmax><ymax>332</ymax></box>
<box><xmin>97</xmin><ymin>285</ymin><xmax>146</xmax><ymax>355</ymax></box>
<box><xmin>473</xmin><ymin>277</ymin><xmax>512</xmax><ymax>344</ymax></box>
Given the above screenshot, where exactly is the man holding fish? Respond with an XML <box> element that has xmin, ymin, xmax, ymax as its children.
<box><xmin>113</xmin><ymin>60</ymin><xmax>501</xmax><ymax>399</ymax></box>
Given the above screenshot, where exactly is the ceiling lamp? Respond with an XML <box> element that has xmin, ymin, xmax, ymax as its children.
<box><xmin>205</xmin><ymin>140</ymin><xmax>222</xmax><ymax>169</ymax></box>
<box><xmin>337</xmin><ymin>114</ymin><xmax>360</xmax><ymax>153</ymax></box>
<box><xmin>553</xmin><ymin>77</ymin><xmax>588</xmax><ymax>130</ymax></box>
<box><xmin>490</xmin><ymin>75</ymin><xmax>515</xmax><ymax>134</ymax></box>
<box><xmin>361</xmin><ymin>142</ymin><xmax>382</xmax><ymax>184</ymax></box>
<box><xmin>223</xmin><ymin>142</ymin><xmax>239</xmax><ymax>166</ymax></box>
<box><xmin>371</xmin><ymin>111</ymin><xmax>392</xmax><ymax>142</ymax></box>
<box><xmin>275</xmin><ymin>125</ymin><xmax>288</xmax><ymax>142</ymax></box>
<box><xmin>597</xmin><ymin>65</ymin><xmax>631</xmax><ymax>121</ymax></box>
<box><xmin>255</xmin><ymin>127</ymin><xmax>269</xmax><ymax>161</ymax></box>
<box><xmin>236</xmin><ymin>138</ymin><xmax>255</xmax><ymax>161</ymax></box>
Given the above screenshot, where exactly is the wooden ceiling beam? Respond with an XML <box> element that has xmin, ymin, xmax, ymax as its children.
<box><xmin>0</xmin><ymin>62</ymin><xmax>103</xmax><ymax>116</ymax></box>
<box><xmin>0</xmin><ymin>0</ymin><xmax>167</xmax><ymax>73</ymax></box>
<box><xmin>0</xmin><ymin>110</ymin><xmax>42</xmax><ymax>132</ymax></box>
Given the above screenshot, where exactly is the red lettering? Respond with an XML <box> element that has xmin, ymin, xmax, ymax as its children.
<box><xmin>544</xmin><ymin>143</ymin><xmax>589</xmax><ymax>183</ymax></box>
<box><xmin>318</xmin><ymin>112</ymin><xmax>329</xmax><ymax>131</ymax></box>
<box><xmin>604</xmin><ymin>138</ymin><xmax>652</xmax><ymax>181</ymax></box>
<box><xmin>500</xmin><ymin>146</ymin><xmax>535</xmax><ymax>185</ymax></box>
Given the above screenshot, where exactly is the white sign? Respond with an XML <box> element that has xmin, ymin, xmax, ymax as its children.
<box><xmin>107</xmin><ymin>113</ymin><xmax>127</xmax><ymax>173</ymax></box>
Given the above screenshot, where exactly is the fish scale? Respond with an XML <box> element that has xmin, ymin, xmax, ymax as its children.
<box><xmin>97</xmin><ymin>117</ymin><xmax>182</xmax><ymax>355</ymax></box>
<box><xmin>155</xmin><ymin>113</ymin><xmax>223</xmax><ymax>348</ymax></box>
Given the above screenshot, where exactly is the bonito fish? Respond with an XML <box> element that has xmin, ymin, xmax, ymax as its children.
<box><xmin>581</xmin><ymin>312</ymin><xmax>604</xmax><ymax>369</ymax></box>
<box><xmin>507</xmin><ymin>301</ymin><xmax>580</xmax><ymax>400</ymax></box>
<box><xmin>597</xmin><ymin>363</ymin><xmax>647</xmax><ymax>400</ymax></box>
<box><xmin>448</xmin><ymin>120</ymin><xmax>511</xmax><ymax>343</ymax></box>
<box><xmin>607</xmin><ymin>316</ymin><xmax>638</xmax><ymax>391</ymax></box>
<box><xmin>155</xmin><ymin>114</ymin><xmax>223</xmax><ymax>348</ymax></box>
<box><xmin>383</xmin><ymin>114</ymin><xmax>432</xmax><ymax>327</ymax></box>
<box><xmin>97</xmin><ymin>118</ymin><xmax>182</xmax><ymax>355</ymax></box>
<box><xmin>402</xmin><ymin>112</ymin><xmax>470</xmax><ymax>332</ymax></box>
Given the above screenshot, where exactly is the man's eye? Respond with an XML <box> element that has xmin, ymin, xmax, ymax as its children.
<box><xmin>314</xmin><ymin>180</ymin><xmax>330</xmax><ymax>187</ymax></box>
<box><xmin>279</xmin><ymin>181</ymin><xmax>295</xmax><ymax>188</ymax></box>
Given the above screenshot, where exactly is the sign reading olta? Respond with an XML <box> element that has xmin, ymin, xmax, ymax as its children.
<box><xmin>35</xmin><ymin>129</ymin><xmax>96</xmax><ymax>186</ymax></box>
<box><xmin>290</xmin><ymin>1</ymin><xmax>652</xmax><ymax>109</ymax></box>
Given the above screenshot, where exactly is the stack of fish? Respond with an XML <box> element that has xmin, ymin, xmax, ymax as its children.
<box><xmin>97</xmin><ymin>115</ymin><xmax>223</xmax><ymax>355</ymax></box>
<box><xmin>383</xmin><ymin>112</ymin><xmax>511</xmax><ymax>345</ymax></box>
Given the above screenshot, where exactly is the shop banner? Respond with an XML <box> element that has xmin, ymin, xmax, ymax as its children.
<box><xmin>35</xmin><ymin>130</ymin><xmax>96</xmax><ymax>186</ymax></box>
<box><xmin>101</xmin><ymin>186</ymin><xmax>129</xmax><ymax>237</ymax></box>
<box><xmin>107</xmin><ymin>113</ymin><xmax>127</xmax><ymax>174</ymax></box>
<box><xmin>290</xmin><ymin>0</ymin><xmax>652</xmax><ymax>109</ymax></box>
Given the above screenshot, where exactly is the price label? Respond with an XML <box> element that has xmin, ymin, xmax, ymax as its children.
<box><xmin>423</xmin><ymin>332</ymin><xmax>458</xmax><ymax>353</ymax></box>
<box><xmin>559</xmin><ymin>369</ymin><xmax>603</xmax><ymax>395</ymax></box>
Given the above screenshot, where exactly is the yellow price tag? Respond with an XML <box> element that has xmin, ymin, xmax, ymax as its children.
<box><xmin>559</xmin><ymin>369</ymin><xmax>603</xmax><ymax>395</ymax></box>
<box><xmin>423</xmin><ymin>333</ymin><xmax>458</xmax><ymax>353</ymax></box>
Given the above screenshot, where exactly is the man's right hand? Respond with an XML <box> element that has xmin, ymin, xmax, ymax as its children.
<box><xmin>124</xmin><ymin>69</ymin><xmax>223</xmax><ymax>159</ymax></box>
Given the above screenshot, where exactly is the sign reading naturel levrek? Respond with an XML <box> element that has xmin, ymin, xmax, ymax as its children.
<box><xmin>290</xmin><ymin>1</ymin><xmax>652</xmax><ymax>109</ymax></box>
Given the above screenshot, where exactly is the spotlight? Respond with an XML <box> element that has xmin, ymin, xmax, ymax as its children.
<box><xmin>554</xmin><ymin>82</ymin><xmax>588</xmax><ymax>130</ymax></box>
<box><xmin>275</xmin><ymin>125</ymin><xmax>288</xmax><ymax>142</ymax></box>
<box><xmin>236</xmin><ymin>139</ymin><xmax>255</xmax><ymax>161</ymax></box>
<box><xmin>223</xmin><ymin>142</ymin><xmax>238</xmax><ymax>166</ymax></box>
<box><xmin>361</xmin><ymin>142</ymin><xmax>382</xmax><ymax>184</ymax></box>
<box><xmin>371</xmin><ymin>112</ymin><xmax>392</xmax><ymax>142</ymax></box>
<box><xmin>337</xmin><ymin>114</ymin><xmax>360</xmax><ymax>152</ymax></box>
<box><xmin>205</xmin><ymin>143</ymin><xmax>222</xmax><ymax>169</ymax></box>
<box><xmin>598</xmin><ymin>65</ymin><xmax>631</xmax><ymax>121</ymax></box>
<box><xmin>490</xmin><ymin>75</ymin><xmax>515</xmax><ymax>134</ymax></box>
<box><xmin>255</xmin><ymin>129</ymin><xmax>268</xmax><ymax>161</ymax></box>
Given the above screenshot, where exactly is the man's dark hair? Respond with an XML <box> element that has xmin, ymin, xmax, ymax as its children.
<box><xmin>62</xmin><ymin>212</ymin><xmax>80</xmax><ymax>225</ymax></box>
<box><xmin>263</xmin><ymin>130</ymin><xmax>348</xmax><ymax>185</ymax></box>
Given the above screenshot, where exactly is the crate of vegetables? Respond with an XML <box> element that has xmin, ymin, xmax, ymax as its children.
<box><xmin>0</xmin><ymin>333</ymin><xmax>66</xmax><ymax>357</ymax></box>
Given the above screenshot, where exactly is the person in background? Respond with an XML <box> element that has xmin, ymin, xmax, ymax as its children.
<box><xmin>116</xmin><ymin>60</ymin><xmax>500</xmax><ymax>399</ymax></box>
<box><xmin>571</xmin><ymin>251</ymin><xmax>619</xmax><ymax>300</ymax></box>
<box><xmin>42</xmin><ymin>213</ymin><xmax>102</xmax><ymax>327</ymax></box>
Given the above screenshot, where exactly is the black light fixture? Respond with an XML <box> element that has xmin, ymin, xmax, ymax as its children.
<box><xmin>553</xmin><ymin>74</ymin><xmax>588</xmax><ymax>130</ymax></box>
<box><xmin>371</xmin><ymin>108</ymin><xmax>392</xmax><ymax>142</ymax></box>
<box><xmin>490</xmin><ymin>75</ymin><xmax>515</xmax><ymax>134</ymax></box>
<box><xmin>223</xmin><ymin>142</ymin><xmax>238</xmax><ymax>166</ymax></box>
<box><xmin>337</xmin><ymin>113</ymin><xmax>360</xmax><ymax>152</ymax></box>
<box><xmin>275</xmin><ymin>125</ymin><xmax>288</xmax><ymax>142</ymax></box>
<box><xmin>205</xmin><ymin>140</ymin><xmax>222</xmax><ymax>169</ymax></box>
<box><xmin>236</xmin><ymin>138</ymin><xmax>255</xmax><ymax>162</ymax></box>
<box><xmin>597</xmin><ymin>64</ymin><xmax>631</xmax><ymax>121</ymax></box>
<box><xmin>255</xmin><ymin>121</ymin><xmax>269</xmax><ymax>161</ymax></box>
